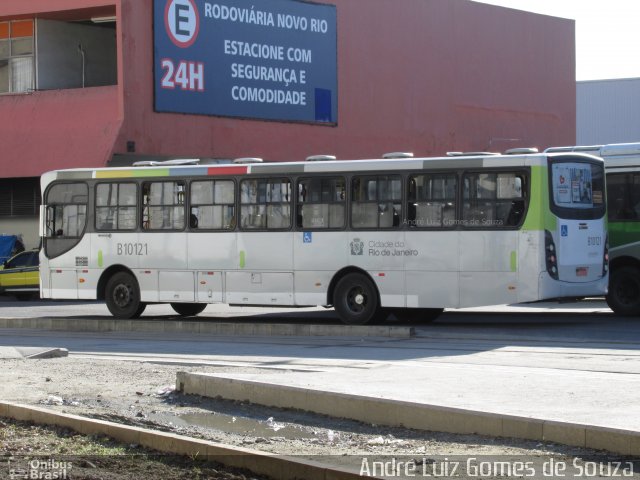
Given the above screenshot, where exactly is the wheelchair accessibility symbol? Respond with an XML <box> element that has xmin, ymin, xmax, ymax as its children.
<box><xmin>303</xmin><ymin>232</ymin><xmax>312</xmax><ymax>243</ymax></box>
<box><xmin>561</xmin><ymin>225</ymin><xmax>568</xmax><ymax>237</ymax></box>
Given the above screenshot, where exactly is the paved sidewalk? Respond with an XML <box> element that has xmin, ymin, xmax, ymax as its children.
<box><xmin>195</xmin><ymin>361</ymin><xmax>640</xmax><ymax>432</ymax></box>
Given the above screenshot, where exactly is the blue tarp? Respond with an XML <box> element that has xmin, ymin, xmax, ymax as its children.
<box><xmin>0</xmin><ymin>235</ymin><xmax>22</xmax><ymax>264</ymax></box>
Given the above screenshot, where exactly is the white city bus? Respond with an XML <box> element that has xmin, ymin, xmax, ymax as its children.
<box><xmin>546</xmin><ymin>143</ymin><xmax>640</xmax><ymax>315</ymax></box>
<box><xmin>39</xmin><ymin>151</ymin><xmax>608</xmax><ymax>324</ymax></box>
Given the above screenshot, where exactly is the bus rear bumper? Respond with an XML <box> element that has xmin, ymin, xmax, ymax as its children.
<box><xmin>538</xmin><ymin>272</ymin><xmax>608</xmax><ymax>300</ymax></box>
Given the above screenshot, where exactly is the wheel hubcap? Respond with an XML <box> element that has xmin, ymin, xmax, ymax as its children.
<box><xmin>347</xmin><ymin>287</ymin><xmax>366</xmax><ymax>313</ymax></box>
<box><xmin>113</xmin><ymin>283</ymin><xmax>132</xmax><ymax>308</ymax></box>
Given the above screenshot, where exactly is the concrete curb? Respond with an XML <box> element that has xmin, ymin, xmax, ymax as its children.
<box><xmin>0</xmin><ymin>346</ymin><xmax>69</xmax><ymax>360</ymax></box>
<box><xmin>0</xmin><ymin>317</ymin><xmax>413</xmax><ymax>338</ymax></box>
<box><xmin>0</xmin><ymin>401</ymin><xmax>369</xmax><ymax>480</ymax></box>
<box><xmin>24</xmin><ymin>347</ymin><xmax>69</xmax><ymax>359</ymax></box>
<box><xmin>176</xmin><ymin>373</ymin><xmax>640</xmax><ymax>456</ymax></box>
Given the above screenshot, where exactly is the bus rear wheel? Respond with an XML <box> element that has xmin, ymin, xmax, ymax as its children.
<box><xmin>333</xmin><ymin>273</ymin><xmax>380</xmax><ymax>325</ymax></box>
<box><xmin>606</xmin><ymin>266</ymin><xmax>640</xmax><ymax>316</ymax></box>
<box><xmin>171</xmin><ymin>303</ymin><xmax>207</xmax><ymax>317</ymax></box>
<box><xmin>105</xmin><ymin>272</ymin><xmax>144</xmax><ymax>319</ymax></box>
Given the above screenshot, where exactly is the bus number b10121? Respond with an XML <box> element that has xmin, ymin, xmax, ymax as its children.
<box><xmin>117</xmin><ymin>243</ymin><xmax>148</xmax><ymax>256</ymax></box>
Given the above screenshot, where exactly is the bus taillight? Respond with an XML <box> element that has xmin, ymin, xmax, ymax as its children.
<box><xmin>603</xmin><ymin>235</ymin><xmax>609</xmax><ymax>277</ymax></box>
<box><xmin>545</xmin><ymin>230</ymin><xmax>558</xmax><ymax>280</ymax></box>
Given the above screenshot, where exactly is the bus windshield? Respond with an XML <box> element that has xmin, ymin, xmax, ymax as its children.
<box><xmin>549</xmin><ymin>157</ymin><xmax>605</xmax><ymax>220</ymax></box>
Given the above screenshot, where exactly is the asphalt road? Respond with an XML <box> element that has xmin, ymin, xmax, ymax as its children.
<box><xmin>0</xmin><ymin>298</ymin><xmax>638</xmax><ymax>374</ymax></box>
<box><xmin>1</xmin><ymin>298</ymin><xmax>640</xmax><ymax>433</ymax></box>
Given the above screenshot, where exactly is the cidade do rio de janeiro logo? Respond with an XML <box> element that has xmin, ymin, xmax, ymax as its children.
<box><xmin>164</xmin><ymin>0</ymin><xmax>200</xmax><ymax>48</ymax></box>
<box><xmin>350</xmin><ymin>238</ymin><xmax>364</xmax><ymax>256</ymax></box>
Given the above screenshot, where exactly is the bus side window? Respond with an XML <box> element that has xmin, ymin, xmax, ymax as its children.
<box><xmin>240</xmin><ymin>178</ymin><xmax>291</xmax><ymax>230</ymax></box>
<box><xmin>297</xmin><ymin>177</ymin><xmax>345</xmax><ymax>230</ymax></box>
<box><xmin>607</xmin><ymin>173</ymin><xmax>640</xmax><ymax>221</ymax></box>
<box><xmin>142</xmin><ymin>181</ymin><xmax>185</xmax><ymax>230</ymax></box>
<box><xmin>463</xmin><ymin>172</ymin><xmax>526</xmax><ymax>228</ymax></box>
<box><xmin>409</xmin><ymin>174</ymin><xmax>457</xmax><ymax>228</ymax></box>
<box><xmin>351</xmin><ymin>175</ymin><xmax>401</xmax><ymax>229</ymax></box>
<box><xmin>496</xmin><ymin>174</ymin><xmax>525</xmax><ymax>226</ymax></box>
<box><xmin>190</xmin><ymin>180</ymin><xmax>235</xmax><ymax>230</ymax></box>
<box><xmin>96</xmin><ymin>183</ymin><xmax>137</xmax><ymax>231</ymax></box>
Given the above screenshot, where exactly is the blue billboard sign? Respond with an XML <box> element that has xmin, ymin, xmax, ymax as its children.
<box><xmin>154</xmin><ymin>0</ymin><xmax>337</xmax><ymax>124</ymax></box>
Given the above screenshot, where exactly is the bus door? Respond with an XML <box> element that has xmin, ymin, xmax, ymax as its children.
<box><xmin>42</xmin><ymin>183</ymin><xmax>90</xmax><ymax>300</ymax></box>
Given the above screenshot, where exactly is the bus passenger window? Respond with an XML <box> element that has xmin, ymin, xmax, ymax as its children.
<box><xmin>408</xmin><ymin>174</ymin><xmax>457</xmax><ymax>228</ymax></box>
<box><xmin>296</xmin><ymin>177</ymin><xmax>345</xmax><ymax>229</ymax></box>
<box><xmin>351</xmin><ymin>175</ymin><xmax>401</xmax><ymax>230</ymax></box>
<box><xmin>142</xmin><ymin>181</ymin><xmax>185</xmax><ymax>230</ymax></box>
<box><xmin>240</xmin><ymin>178</ymin><xmax>291</xmax><ymax>230</ymax></box>
<box><xmin>190</xmin><ymin>180</ymin><xmax>235</xmax><ymax>230</ymax></box>
<box><xmin>462</xmin><ymin>172</ymin><xmax>526</xmax><ymax>228</ymax></box>
<box><xmin>96</xmin><ymin>183</ymin><xmax>137</xmax><ymax>231</ymax></box>
<box><xmin>607</xmin><ymin>173</ymin><xmax>640</xmax><ymax>221</ymax></box>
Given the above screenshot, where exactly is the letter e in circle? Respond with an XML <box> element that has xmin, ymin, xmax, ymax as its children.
<box><xmin>164</xmin><ymin>0</ymin><xmax>200</xmax><ymax>48</ymax></box>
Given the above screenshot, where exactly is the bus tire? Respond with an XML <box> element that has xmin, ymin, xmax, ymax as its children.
<box><xmin>171</xmin><ymin>303</ymin><xmax>207</xmax><ymax>317</ymax></box>
<box><xmin>105</xmin><ymin>272</ymin><xmax>143</xmax><ymax>319</ymax></box>
<box><xmin>606</xmin><ymin>266</ymin><xmax>640</xmax><ymax>316</ymax></box>
<box><xmin>333</xmin><ymin>273</ymin><xmax>379</xmax><ymax>325</ymax></box>
<box><xmin>395</xmin><ymin>307</ymin><xmax>444</xmax><ymax>323</ymax></box>
<box><xmin>133</xmin><ymin>303</ymin><xmax>147</xmax><ymax>318</ymax></box>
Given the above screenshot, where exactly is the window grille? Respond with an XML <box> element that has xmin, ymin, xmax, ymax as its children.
<box><xmin>0</xmin><ymin>20</ymin><xmax>34</xmax><ymax>94</ymax></box>
<box><xmin>0</xmin><ymin>178</ymin><xmax>41</xmax><ymax>217</ymax></box>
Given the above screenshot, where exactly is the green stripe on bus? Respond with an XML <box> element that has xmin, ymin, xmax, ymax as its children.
<box><xmin>521</xmin><ymin>165</ymin><xmax>556</xmax><ymax>231</ymax></box>
<box><xmin>98</xmin><ymin>250</ymin><xmax>103</xmax><ymax>268</ymax></box>
<box><xmin>132</xmin><ymin>168</ymin><xmax>171</xmax><ymax>177</ymax></box>
<box><xmin>239</xmin><ymin>251</ymin><xmax>246</xmax><ymax>269</ymax></box>
<box><xmin>510</xmin><ymin>251</ymin><xmax>517</xmax><ymax>272</ymax></box>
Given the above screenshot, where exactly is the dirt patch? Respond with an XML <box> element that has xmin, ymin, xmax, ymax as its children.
<box><xmin>0</xmin><ymin>417</ymin><xmax>267</xmax><ymax>479</ymax></box>
<box><xmin>1</xmin><ymin>357</ymin><xmax>637</xmax><ymax>476</ymax></box>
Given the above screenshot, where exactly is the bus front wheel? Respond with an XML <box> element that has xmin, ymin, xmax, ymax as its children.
<box><xmin>606</xmin><ymin>266</ymin><xmax>640</xmax><ymax>316</ymax></box>
<box><xmin>333</xmin><ymin>273</ymin><xmax>380</xmax><ymax>325</ymax></box>
<box><xmin>171</xmin><ymin>303</ymin><xmax>207</xmax><ymax>317</ymax></box>
<box><xmin>105</xmin><ymin>272</ymin><xmax>145</xmax><ymax>319</ymax></box>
